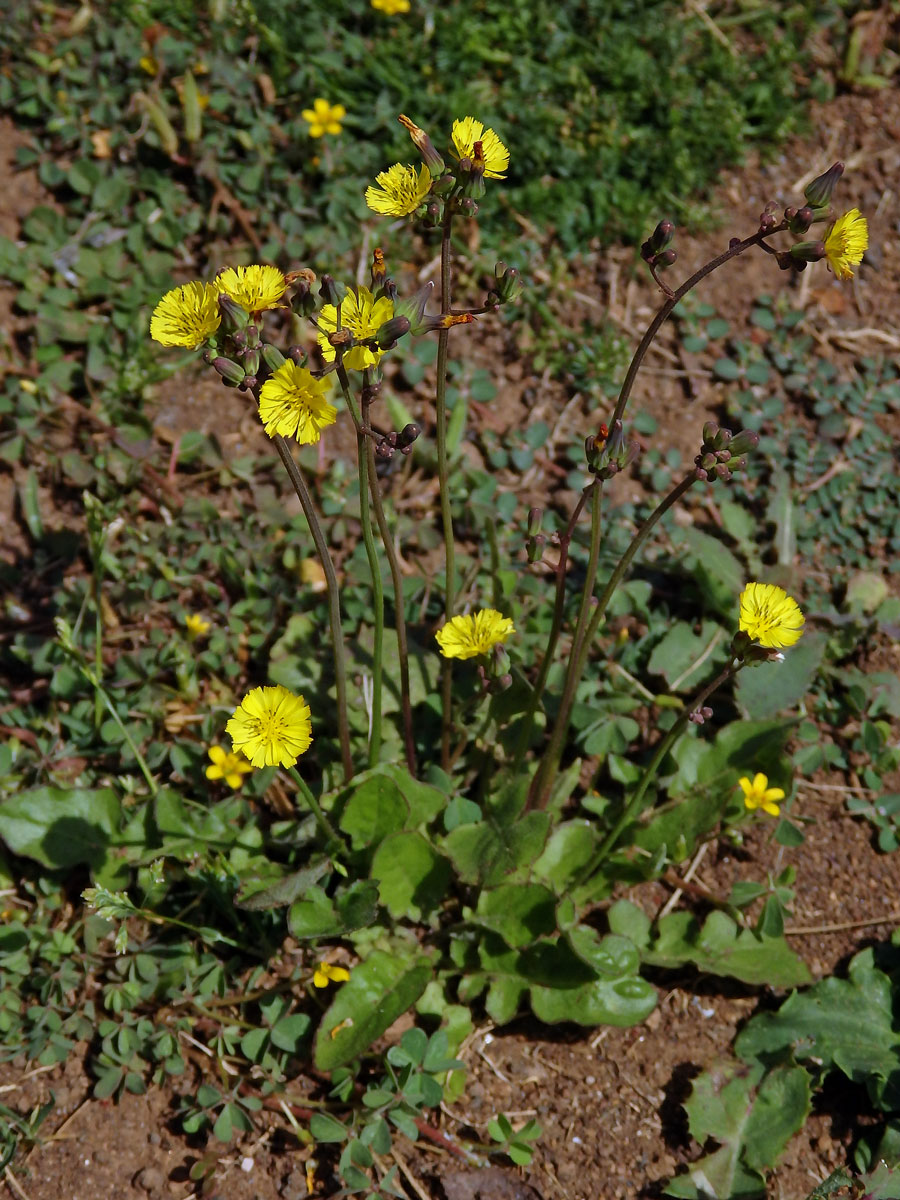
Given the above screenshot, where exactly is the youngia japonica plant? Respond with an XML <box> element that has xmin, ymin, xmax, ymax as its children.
<box><xmin>78</xmin><ymin>116</ymin><xmax>871</xmax><ymax>1192</ymax></box>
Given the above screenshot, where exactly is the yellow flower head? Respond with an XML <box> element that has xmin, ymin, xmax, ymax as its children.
<box><xmin>824</xmin><ymin>209</ymin><xmax>868</xmax><ymax>280</ymax></box>
<box><xmin>226</xmin><ymin>684</ymin><xmax>313</xmax><ymax>769</ymax></box>
<box><xmin>312</xmin><ymin>962</ymin><xmax>351</xmax><ymax>988</ymax></box>
<box><xmin>205</xmin><ymin>745</ymin><xmax>253</xmax><ymax>789</ymax></box>
<box><xmin>317</xmin><ymin>286</ymin><xmax>394</xmax><ymax>372</ymax></box>
<box><xmin>739</xmin><ymin>772</ymin><xmax>785</xmax><ymax>817</ymax></box>
<box><xmin>435</xmin><ymin>608</ymin><xmax>516</xmax><ymax>660</ymax></box>
<box><xmin>217</xmin><ymin>265</ymin><xmax>287</xmax><ymax>314</ymax></box>
<box><xmin>258</xmin><ymin>361</ymin><xmax>338</xmax><ymax>443</ymax></box>
<box><xmin>365</xmin><ymin>163</ymin><xmax>432</xmax><ymax>217</ymax></box>
<box><xmin>450</xmin><ymin>116</ymin><xmax>509</xmax><ymax>180</ymax></box>
<box><xmin>302</xmin><ymin>98</ymin><xmax>346</xmax><ymax>138</ymax></box>
<box><xmin>738</xmin><ymin>582</ymin><xmax>805</xmax><ymax>649</ymax></box>
<box><xmin>184</xmin><ymin>613</ymin><xmax>211</xmax><ymax>639</ymax></box>
<box><xmin>371</xmin><ymin>0</ymin><xmax>410</xmax><ymax>11</ymax></box>
<box><xmin>150</xmin><ymin>281</ymin><xmax>220</xmax><ymax>348</ymax></box>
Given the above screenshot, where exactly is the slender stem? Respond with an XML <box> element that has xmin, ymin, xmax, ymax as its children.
<box><xmin>288</xmin><ymin>766</ymin><xmax>350</xmax><ymax>858</ymax></box>
<box><xmin>273</xmin><ymin>435</ymin><xmax>353</xmax><ymax>782</ymax></box>
<box><xmin>610</xmin><ymin>229</ymin><xmax>776</xmax><ymax>430</ymax></box>
<box><xmin>96</xmin><ymin>683</ymin><xmax>158</xmax><ymax>795</ymax></box>
<box><xmin>533</xmin><ymin>471</ymin><xmax>698</xmax><ymax>808</ymax></box>
<box><xmin>436</xmin><ymin>205</ymin><xmax>456</xmax><ymax>770</ymax></box>
<box><xmin>335</xmin><ymin>365</ymin><xmax>383</xmax><ymax>766</ymax></box>
<box><xmin>512</xmin><ymin>485</ymin><xmax>595</xmax><ymax>770</ymax></box>
<box><xmin>361</xmin><ymin>393</ymin><xmax>417</xmax><ymax>775</ymax></box>
<box><xmin>578</xmin><ymin>661</ymin><xmax>740</xmax><ymax>883</ymax></box>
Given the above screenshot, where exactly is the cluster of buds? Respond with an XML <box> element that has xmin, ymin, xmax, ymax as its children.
<box><xmin>205</xmin><ymin>295</ymin><xmax>273</xmax><ymax>392</ymax></box>
<box><xmin>693</xmin><ymin>422</ymin><xmax>759</xmax><ymax>484</ymax></box>
<box><xmin>476</xmin><ymin>643</ymin><xmax>513</xmax><ymax>695</ymax></box>
<box><xmin>486</xmin><ymin>262</ymin><xmax>523</xmax><ymax>309</ymax></box>
<box><xmin>374</xmin><ymin>423</ymin><xmax>421</xmax><ymax>461</ymax></box>
<box><xmin>584</xmin><ymin>419</ymin><xmax>640</xmax><ymax>480</ymax></box>
<box><xmin>688</xmin><ymin>705</ymin><xmax>714</xmax><ymax>725</ymax></box>
<box><xmin>757</xmin><ymin>162</ymin><xmax>845</xmax><ymax>270</ymax></box>
<box><xmin>641</xmin><ymin>219</ymin><xmax>677</xmax><ymax>273</ymax></box>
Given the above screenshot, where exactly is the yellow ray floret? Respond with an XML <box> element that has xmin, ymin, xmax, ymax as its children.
<box><xmin>450</xmin><ymin>116</ymin><xmax>509</xmax><ymax>179</ymax></box>
<box><xmin>739</xmin><ymin>772</ymin><xmax>785</xmax><ymax>817</ymax></box>
<box><xmin>365</xmin><ymin>163</ymin><xmax>432</xmax><ymax>217</ymax></box>
<box><xmin>824</xmin><ymin>209</ymin><xmax>868</xmax><ymax>280</ymax></box>
<box><xmin>435</xmin><ymin>608</ymin><xmax>516</xmax><ymax>660</ymax></box>
<box><xmin>302</xmin><ymin>98</ymin><xmax>346</xmax><ymax>137</ymax></box>
<box><xmin>258</xmin><ymin>361</ymin><xmax>337</xmax><ymax>443</ymax></box>
<box><xmin>738</xmin><ymin>582</ymin><xmax>805</xmax><ymax>649</ymax></box>
<box><xmin>217</xmin><ymin>264</ymin><xmax>287</xmax><ymax>313</ymax></box>
<box><xmin>226</xmin><ymin>684</ymin><xmax>313</xmax><ymax>769</ymax></box>
<box><xmin>317</xmin><ymin>286</ymin><xmax>394</xmax><ymax>372</ymax></box>
<box><xmin>150</xmin><ymin>281</ymin><xmax>220</xmax><ymax>348</ymax></box>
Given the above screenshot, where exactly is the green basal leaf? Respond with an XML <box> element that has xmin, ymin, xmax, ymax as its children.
<box><xmin>0</xmin><ymin>787</ymin><xmax>121</xmax><ymax>873</ymax></box>
<box><xmin>370</xmin><ymin>831</ymin><xmax>451</xmax><ymax>920</ymax></box>
<box><xmin>472</xmin><ymin>883</ymin><xmax>558</xmax><ymax>948</ymax></box>
<box><xmin>314</xmin><ymin>950</ymin><xmax>432</xmax><ymax>1070</ymax></box>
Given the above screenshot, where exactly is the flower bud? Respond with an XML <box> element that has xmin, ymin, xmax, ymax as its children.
<box><xmin>394</xmin><ymin>281</ymin><xmax>434</xmax><ymax>334</ymax></box>
<box><xmin>398</xmin><ymin>423</ymin><xmax>421</xmax><ymax>448</ymax></box>
<box><xmin>494</xmin><ymin>264</ymin><xmax>522</xmax><ymax>304</ymax></box>
<box><xmin>526</xmin><ymin>533</ymin><xmax>545</xmax><ymax>564</ymax></box>
<box><xmin>702</xmin><ymin>421</ymin><xmax>719</xmax><ymax>446</ymax></box>
<box><xmin>319</xmin><ymin>275</ymin><xmax>346</xmax><ymax>307</ymax></box>
<box><xmin>218</xmin><ymin>293</ymin><xmax>249</xmax><ymax>331</ymax></box>
<box><xmin>804</xmin><ymin>161</ymin><xmax>843</xmax><ymax>208</ymax></box>
<box><xmin>788</xmin><ymin>206</ymin><xmax>814</xmax><ymax>235</ymax></box>
<box><xmin>654</xmin><ymin>249</ymin><xmax>677</xmax><ymax>271</ymax></box>
<box><xmin>431</xmin><ymin>173</ymin><xmax>455</xmax><ymax>196</ymax></box>
<box><xmin>527</xmin><ymin>507</ymin><xmax>543</xmax><ymax>538</ymax></box>
<box><xmin>727</xmin><ymin>428</ymin><xmax>759</xmax><ymax>457</ymax></box>
<box><xmin>398</xmin><ymin>113</ymin><xmax>445</xmax><ymax>177</ymax></box>
<box><xmin>424</xmin><ymin>199</ymin><xmax>443</xmax><ymax>224</ymax></box>
<box><xmin>288</xmin><ymin>345</ymin><xmax>308</xmax><ymax>365</ymax></box>
<box><xmin>212</xmin><ymin>357</ymin><xmax>245</xmax><ymax>386</ymax></box>
<box><xmin>456</xmin><ymin>197</ymin><xmax>479</xmax><ymax>218</ymax></box>
<box><xmin>758</xmin><ymin>211</ymin><xmax>778</xmax><ymax>235</ymax></box>
<box><xmin>375</xmin><ymin>439</ymin><xmax>395</xmax><ymax>460</ymax></box>
<box><xmin>374</xmin><ymin>315</ymin><xmax>411</xmax><ymax>350</ymax></box>
<box><xmin>789</xmin><ymin>240</ymin><xmax>826</xmax><ymax>265</ymax></box>
<box><xmin>261</xmin><ymin>343</ymin><xmax>286</xmax><ymax>373</ymax></box>
<box><xmin>241</xmin><ymin>347</ymin><xmax>260</xmax><ymax>377</ymax></box>
<box><xmin>641</xmin><ymin>218</ymin><xmax>675</xmax><ymax>261</ymax></box>
<box><xmin>371</xmin><ymin>247</ymin><xmax>387</xmax><ymax>292</ymax></box>
<box><xmin>291</xmin><ymin>282</ymin><xmax>318</xmax><ymax>318</ymax></box>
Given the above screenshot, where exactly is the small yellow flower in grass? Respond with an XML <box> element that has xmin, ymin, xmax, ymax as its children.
<box><xmin>450</xmin><ymin>116</ymin><xmax>509</xmax><ymax>180</ymax></box>
<box><xmin>302</xmin><ymin>98</ymin><xmax>346</xmax><ymax>138</ymax></box>
<box><xmin>313</xmin><ymin>962</ymin><xmax>351</xmax><ymax>988</ymax></box>
<box><xmin>317</xmin><ymin>286</ymin><xmax>394</xmax><ymax>372</ymax></box>
<box><xmin>372</xmin><ymin>0</ymin><xmax>410</xmax><ymax>10</ymax></box>
<box><xmin>258</xmin><ymin>362</ymin><xmax>338</xmax><ymax>443</ymax></box>
<box><xmin>824</xmin><ymin>209</ymin><xmax>868</xmax><ymax>280</ymax></box>
<box><xmin>217</xmin><ymin>265</ymin><xmax>287</xmax><ymax>314</ymax></box>
<box><xmin>435</xmin><ymin>608</ymin><xmax>516</xmax><ymax>660</ymax></box>
<box><xmin>205</xmin><ymin>745</ymin><xmax>253</xmax><ymax>789</ymax></box>
<box><xmin>226</xmin><ymin>684</ymin><xmax>313</xmax><ymax>769</ymax></box>
<box><xmin>739</xmin><ymin>772</ymin><xmax>785</xmax><ymax>817</ymax></box>
<box><xmin>738</xmin><ymin>582</ymin><xmax>805</xmax><ymax>649</ymax></box>
<box><xmin>150</xmin><ymin>281</ymin><xmax>220</xmax><ymax>348</ymax></box>
<box><xmin>365</xmin><ymin>163</ymin><xmax>432</xmax><ymax>217</ymax></box>
<box><xmin>184</xmin><ymin>613</ymin><xmax>211</xmax><ymax>639</ymax></box>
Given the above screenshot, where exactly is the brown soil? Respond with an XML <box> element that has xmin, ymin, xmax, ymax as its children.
<box><xmin>1</xmin><ymin>77</ymin><xmax>899</xmax><ymax>1200</ymax></box>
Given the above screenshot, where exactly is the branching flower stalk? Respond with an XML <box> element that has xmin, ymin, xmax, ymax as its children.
<box><xmin>436</xmin><ymin>202</ymin><xmax>457</xmax><ymax>770</ymax></box>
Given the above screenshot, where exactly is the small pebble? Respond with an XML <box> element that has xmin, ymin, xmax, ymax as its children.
<box><xmin>241</xmin><ymin>1157</ymin><xmax>254</xmax><ymax>1173</ymax></box>
<box><xmin>134</xmin><ymin>1165</ymin><xmax>165</xmax><ymax>1193</ymax></box>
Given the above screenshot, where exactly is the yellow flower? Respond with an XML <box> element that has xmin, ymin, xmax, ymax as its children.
<box><xmin>365</xmin><ymin>163</ymin><xmax>432</xmax><ymax>217</ymax></box>
<box><xmin>299</xmin><ymin>558</ymin><xmax>328</xmax><ymax>593</ymax></box>
<box><xmin>450</xmin><ymin>116</ymin><xmax>509</xmax><ymax>180</ymax></box>
<box><xmin>184</xmin><ymin>613</ymin><xmax>211</xmax><ymax>639</ymax></box>
<box><xmin>824</xmin><ymin>209</ymin><xmax>868</xmax><ymax>280</ymax></box>
<box><xmin>317</xmin><ymin>286</ymin><xmax>394</xmax><ymax>372</ymax></box>
<box><xmin>739</xmin><ymin>772</ymin><xmax>785</xmax><ymax>817</ymax></box>
<box><xmin>302</xmin><ymin>98</ymin><xmax>346</xmax><ymax>138</ymax></box>
<box><xmin>226</xmin><ymin>684</ymin><xmax>313</xmax><ymax>769</ymax></box>
<box><xmin>435</xmin><ymin>608</ymin><xmax>516</xmax><ymax>660</ymax></box>
<box><xmin>372</xmin><ymin>0</ymin><xmax>410</xmax><ymax>10</ymax></box>
<box><xmin>217</xmin><ymin>265</ymin><xmax>286</xmax><ymax>314</ymax></box>
<box><xmin>258</xmin><ymin>362</ymin><xmax>338</xmax><ymax>443</ymax></box>
<box><xmin>150</xmin><ymin>281</ymin><xmax>220</xmax><ymax>348</ymax></box>
<box><xmin>205</xmin><ymin>745</ymin><xmax>253</xmax><ymax>788</ymax></box>
<box><xmin>738</xmin><ymin>582</ymin><xmax>805</xmax><ymax>649</ymax></box>
<box><xmin>312</xmin><ymin>962</ymin><xmax>351</xmax><ymax>988</ymax></box>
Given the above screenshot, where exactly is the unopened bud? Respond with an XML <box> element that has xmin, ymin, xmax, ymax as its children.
<box><xmin>702</xmin><ymin>421</ymin><xmax>719</xmax><ymax>446</ymax></box>
<box><xmin>788</xmin><ymin>206</ymin><xmax>814</xmax><ymax>235</ymax></box>
<box><xmin>319</xmin><ymin>275</ymin><xmax>346</xmax><ymax>307</ymax></box>
<box><xmin>212</xmin><ymin>357</ymin><xmax>245</xmax><ymax>386</ymax></box>
<box><xmin>394</xmin><ymin>281</ymin><xmax>434</xmax><ymax>334</ymax></box>
<box><xmin>758</xmin><ymin>212</ymin><xmax>778</xmax><ymax>235</ymax></box>
<box><xmin>641</xmin><ymin>218</ymin><xmax>675</xmax><ymax>260</ymax></box>
<box><xmin>288</xmin><ymin>345</ymin><xmax>307</xmax><ymax>365</ymax></box>
<box><xmin>375</xmin><ymin>440</ymin><xmax>395</xmax><ymax>460</ymax></box>
<box><xmin>291</xmin><ymin>283</ymin><xmax>318</xmax><ymax>318</ymax></box>
<box><xmin>218</xmin><ymin>293</ymin><xmax>249</xmax><ymax>331</ymax></box>
<box><xmin>398</xmin><ymin>113</ymin><xmax>445</xmax><ymax>177</ymax></box>
<box><xmin>494</xmin><ymin>264</ymin><xmax>522</xmax><ymax>304</ymax></box>
<box><xmin>374</xmin><ymin>315</ymin><xmax>411</xmax><ymax>350</ymax></box>
<box><xmin>456</xmin><ymin>197</ymin><xmax>479</xmax><ymax>218</ymax></box>
<box><xmin>431</xmin><ymin>174</ymin><xmax>455</xmax><ymax>196</ymax></box>
<box><xmin>804</xmin><ymin>161</ymin><xmax>843</xmax><ymax>208</ymax></box>
<box><xmin>398</xmin><ymin>423</ymin><xmax>421</xmax><ymax>448</ymax></box>
<box><xmin>241</xmin><ymin>375</ymin><xmax>257</xmax><ymax>392</ymax></box>
<box><xmin>424</xmin><ymin>199</ymin><xmax>443</xmax><ymax>224</ymax></box>
<box><xmin>241</xmin><ymin>347</ymin><xmax>260</xmax><ymax>377</ymax></box>
<box><xmin>261</xmin><ymin>343</ymin><xmax>286</xmax><ymax>373</ymax></box>
<box><xmin>654</xmin><ymin>249</ymin><xmax>677</xmax><ymax>271</ymax></box>
<box><xmin>371</xmin><ymin>247</ymin><xmax>386</xmax><ymax>292</ymax></box>
<box><xmin>727</xmin><ymin>428</ymin><xmax>759</xmax><ymax>457</ymax></box>
<box><xmin>527</xmin><ymin>507</ymin><xmax>543</xmax><ymax>538</ymax></box>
